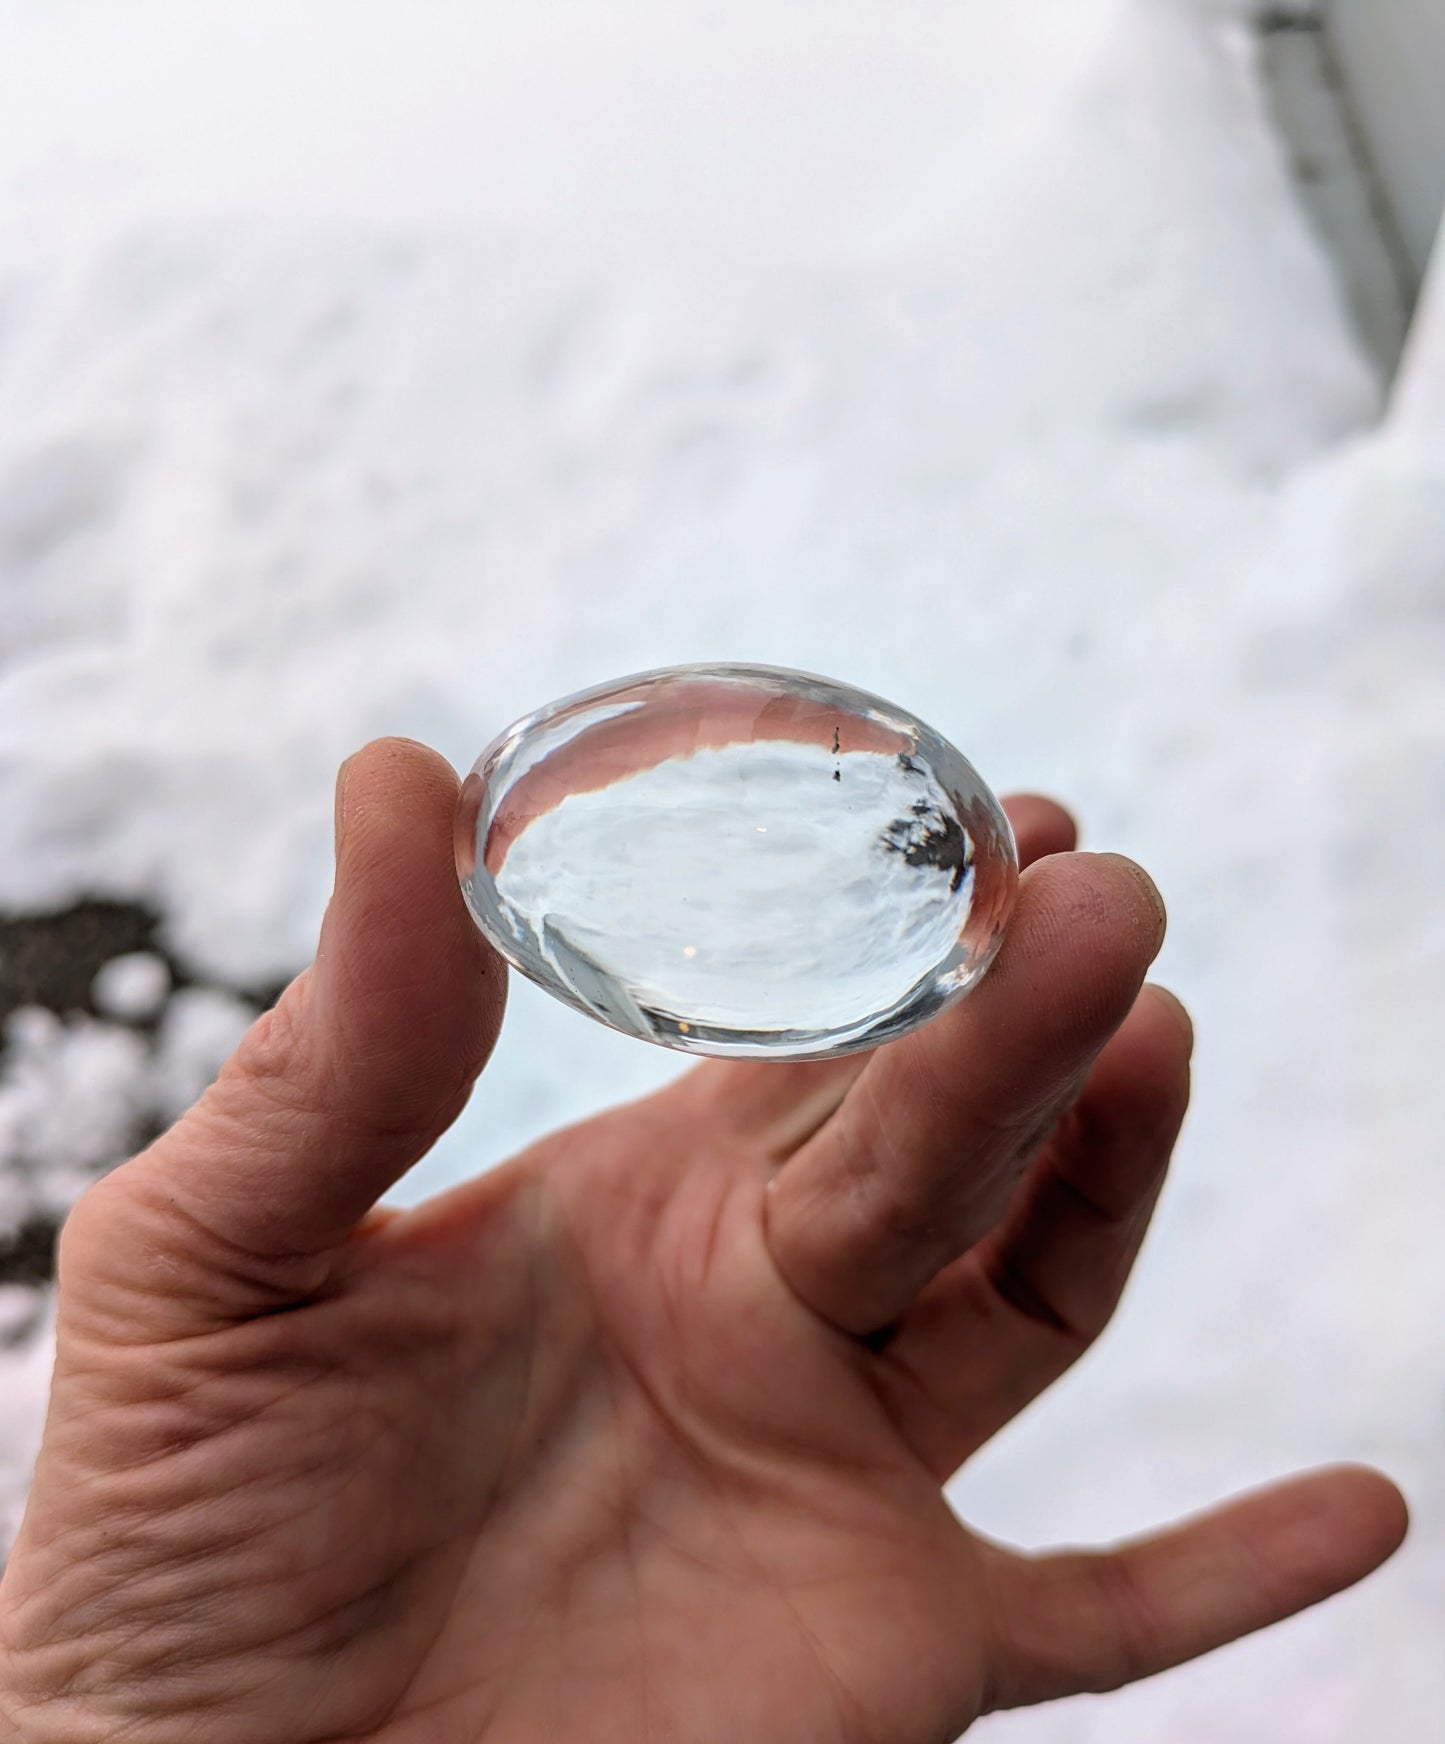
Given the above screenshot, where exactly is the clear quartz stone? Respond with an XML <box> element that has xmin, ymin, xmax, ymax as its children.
<box><xmin>456</xmin><ymin>664</ymin><xmax>1017</xmax><ymax>1060</ymax></box>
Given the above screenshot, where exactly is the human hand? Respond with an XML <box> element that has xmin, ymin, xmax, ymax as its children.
<box><xmin>0</xmin><ymin>739</ymin><xmax>1406</xmax><ymax>1743</ymax></box>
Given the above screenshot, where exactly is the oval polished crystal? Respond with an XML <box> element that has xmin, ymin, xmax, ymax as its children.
<box><xmin>456</xmin><ymin>664</ymin><xmax>1017</xmax><ymax>1060</ymax></box>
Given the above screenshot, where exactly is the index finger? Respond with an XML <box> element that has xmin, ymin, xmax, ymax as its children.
<box><xmin>765</xmin><ymin>850</ymin><xmax>1167</xmax><ymax>1333</ymax></box>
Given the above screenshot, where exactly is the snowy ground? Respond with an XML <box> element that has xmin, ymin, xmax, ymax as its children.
<box><xmin>1</xmin><ymin>1</ymin><xmax>1442</xmax><ymax>1737</ymax></box>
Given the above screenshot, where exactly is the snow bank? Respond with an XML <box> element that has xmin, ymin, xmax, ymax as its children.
<box><xmin>0</xmin><ymin>0</ymin><xmax>1440</xmax><ymax>1735</ymax></box>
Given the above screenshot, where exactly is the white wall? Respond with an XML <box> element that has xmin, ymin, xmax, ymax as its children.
<box><xmin>1329</xmin><ymin>0</ymin><xmax>1445</xmax><ymax>284</ymax></box>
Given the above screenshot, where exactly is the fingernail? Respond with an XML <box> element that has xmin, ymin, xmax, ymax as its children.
<box><xmin>1147</xmin><ymin>983</ymin><xmax>1194</xmax><ymax>1052</ymax></box>
<box><xmin>334</xmin><ymin>755</ymin><xmax>356</xmax><ymax>859</ymax></box>
<box><xmin>1097</xmin><ymin>853</ymin><xmax>1168</xmax><ymax>945</ymax></box>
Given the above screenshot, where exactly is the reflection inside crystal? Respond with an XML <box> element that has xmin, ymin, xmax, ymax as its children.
<box><xmin>456</xmin><ymin>664</ymin><xmax>1017</xmax><ymax>1060</ymax></box>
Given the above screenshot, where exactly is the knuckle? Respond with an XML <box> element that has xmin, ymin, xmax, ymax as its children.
<box><xmin>218</xmin><ymin>982</ymin><xmax>322</xmax><ymax>1117</ymax></box>
<box><xmin>1086</xmin><ymin>1552</ymin><xmax>1168</xmax><ymax>1691</ymax></box>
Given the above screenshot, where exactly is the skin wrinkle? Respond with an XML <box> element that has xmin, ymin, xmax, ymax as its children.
<box><xmin>1060</xmin><ymin>1108</ymin><xmax>1183</xmax><ymax>1216</ymax></box>
<box><xmin>864</xmin><ymin>1336</ymin><xmax>972</xmax><ymax>1472</ymax></box>
<box><xmin>768</xmin><ymin>1580</ymin><xmax>878</xmax><ymax>1744</ymax></box>
<box><xmin>996</xmin><ymin>1203</ymin><xmax>1158</xmax><ymax>1349</ymax></box>
<box><xmin>214</xmin><ymin>1016</ymin><xmax>472</xmax><ymax>1154</ymax></box>
<box><xmin>213</xmin><ymin>993</ymin><xmax>345</xmax><ymax>1133</ymax></box>
<box><xmin>70</xmin><ymin>1541</ymin><xmax>419</xmax><ymax>1733</ymax></box>
<box><xmin>759</xmin><ymin>1070</ymin><xmax>861</xmax><ymax>1165</ymax></box>
<box><xmin>974</xmin><ymin>1240</ymin><xmax>1081</xmax><ymax>1344</ymax></box>
<box><xmin>45</xmin><ymin>1487</ymin><xmax>369</xmax><ymax>1647</ymax></box>
<box><xmin>64</xmin><ymin>1442</ymin><xmax>329</xmax><ymax>1554</ymax></box>
<box><xmin>1039</xmin><ymin>1146</ymin><xmax>1155</xmax><ymax>1237</ymax></box>
<box><xmin>1069</xmin><ymin>1550</ymin><xmax>1171</xmax><ymax>1695</ymax></box>
<box><xmin>149</xmin><ymin>1077</ymin><xmax>485</xmax><ymax>1284</ymax></box>
<box><xmin>69</xmin><ymin>1183</ymin><xmax>339</xmax><ymax>1329</ymax></box>
<box><xmin>124</xmin><ymin>1291</ymin><xmax>367</xmax><ymax>1379</ymax></box>
<box><xmin>484</xmin><ymin>1219</ymin><xmax>546</xmax><ymax>1513</ymax></box>
<box><xmin>47</xmin><ymin>1358</ymin><xmax>335</xmax><ymax>1479</ymax></box>
<box><xmin>681</xmin><ymin>1150</ymin><xmax>739</xmax><ymax>1297</ymax></box>
<box><xmin>31</xmin><ymin>1607</ymin><xmax>245</xmax><ymax>1713</ymax></box>
<box><xmin>851</xmin><ymin>1069</ymin><xmax>940</xmax><ymax>1249</ymax></box>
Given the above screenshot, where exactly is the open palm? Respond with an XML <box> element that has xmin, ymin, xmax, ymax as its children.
<box><xmin>0</xmin><ymin>741</ymin><xmax>1404</xmax><ymax>1744</ymax></box>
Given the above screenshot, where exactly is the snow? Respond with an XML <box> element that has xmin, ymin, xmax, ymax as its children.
<box><xmin>0</xmin><ymin>1009</ymin><xmax>150</xmax><ymax>1203</ymax></box>
<box><xmin>1</xmin><ymin>0</ymin><xmax>1442</xmax><ymax>1735</ymax></box>
<box><xmin>90</xmin><ymin>950</ymin><xmax>171</xmax><ymax>1021</ymax></box>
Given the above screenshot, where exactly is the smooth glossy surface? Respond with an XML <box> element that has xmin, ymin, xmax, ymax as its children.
<box><xmin>456</xmin><ymin>664</ymin><xmax>1017</xmax><ymax>1059</ymax></box>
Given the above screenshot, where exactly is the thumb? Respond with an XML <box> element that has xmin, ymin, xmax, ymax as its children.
<box><xmin>64</xmin><ymin>738</ymin><xmax>506</xmax><ymax>1329</ymax></box>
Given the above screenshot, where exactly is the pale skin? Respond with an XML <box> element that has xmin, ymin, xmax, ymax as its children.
<box><xmin>0</xmin><ymin>740</ymin><xmax>1407</xmax><ymax>1744</ymax></box>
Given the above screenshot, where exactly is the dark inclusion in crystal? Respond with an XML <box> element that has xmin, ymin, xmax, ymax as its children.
<box><xmin>880</xmin><ymin>800</ymin><xmax>973</xmax><ymax>893</ymax></box>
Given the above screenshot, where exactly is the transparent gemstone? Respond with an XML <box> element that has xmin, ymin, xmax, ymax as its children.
<box><xmin>456</xmin><ymin>664</ymin><xmax>1018</xmax><ymax>1060</ymax></box>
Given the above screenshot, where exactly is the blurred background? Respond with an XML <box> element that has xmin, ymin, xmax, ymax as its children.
<box><xmin>1</xmin><ymin>0</ymin><xmax>1442</xmax><ymax>1736</ymax></box>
